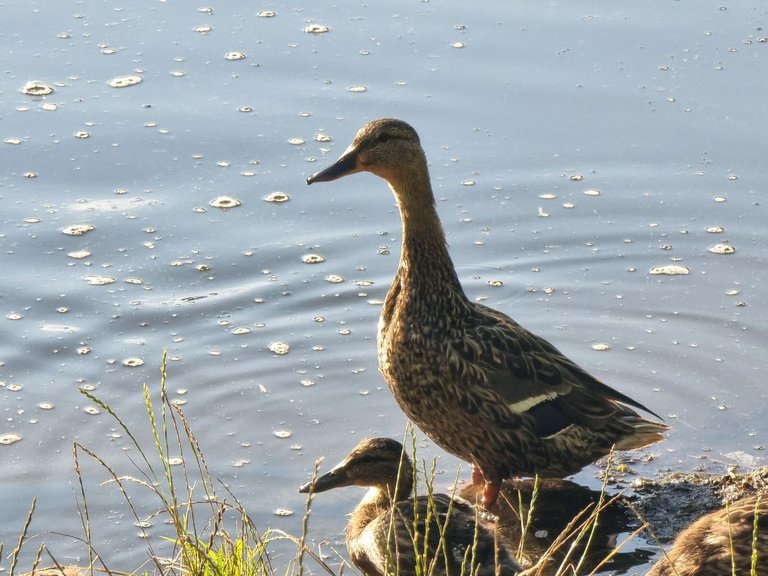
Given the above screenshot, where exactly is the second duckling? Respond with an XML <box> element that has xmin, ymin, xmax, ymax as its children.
<box><xmin>299</xmin><ymin>437</ymin><xmax>520</xmax><ymax>576</ymax></box>
<box><xmin>647</xmin><ymin>493</ymin><xmax>767</xmax><ymax>576</ymax></box>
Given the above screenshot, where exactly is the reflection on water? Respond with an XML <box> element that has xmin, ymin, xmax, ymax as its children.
<box><xmin>1</xmin><ymin>1</ymin><xmax>767</xmax><ymax>573</ymax></box>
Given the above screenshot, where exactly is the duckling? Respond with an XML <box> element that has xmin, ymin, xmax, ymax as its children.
<box><xmin>299</xmin><ymin>437</ymin><xmax>520</xmax><ymax>576</ymax></box>
<box><xmin>306</xmin><ymin>118</ymin><xmax>669</xmax><ymax>509</ymax></box>
<box><xmin>647</xmin><ymin>494</ymin><xmax>767</xmax><ymax>576</ymax></box>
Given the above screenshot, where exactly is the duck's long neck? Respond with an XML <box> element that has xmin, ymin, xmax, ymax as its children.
<box><xmin>387</xmin><ymin>168</ymin><xmax>466</xmax><ymax>300</ymax></box>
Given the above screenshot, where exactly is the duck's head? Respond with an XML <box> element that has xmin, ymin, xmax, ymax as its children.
<box><xmin>298</xmin><ymin>437</ymin><xmax>413</xmax><ymax>498</ymax></box>
<box><xmin>306</xmin><ymin>118</ymin><xmax>424</xmax><ymax>185</ymax></box>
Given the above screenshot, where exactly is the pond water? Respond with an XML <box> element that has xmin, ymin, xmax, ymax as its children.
<box><xmin>1</xmin><ymin>1</ymin><xmax>767</xmax><ymax>573</ymax></box>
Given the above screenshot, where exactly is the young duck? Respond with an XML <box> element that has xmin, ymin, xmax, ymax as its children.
<box><xmin>299</xmin><ymin>437</ymin><xmax>520</xmax><ymax>576</ymax></box>
<box><xmin>647</xmin><ymin>494</ymin><xmax>767</xmax><ymax>576</ymax></box>
<box><xmin>307</xmin><ymin>118</ymin><xmax>669</xmax><ymax>509</ymax></box>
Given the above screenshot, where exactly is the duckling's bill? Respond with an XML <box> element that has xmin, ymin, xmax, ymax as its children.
<box><xmin>298</xmin><ymin>465</ymin><xmax>352</xmax><ymax>494</ymax></box>
<box><xmin>306</xmin><ymin>149</ymin><xmax>361</xmax><ymax>184</ymax></box>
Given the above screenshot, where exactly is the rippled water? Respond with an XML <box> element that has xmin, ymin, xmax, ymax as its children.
<box><xmin>2</xmin><ymin>1</ymin><xmax>767</xmax><ymax>573</ymax></box>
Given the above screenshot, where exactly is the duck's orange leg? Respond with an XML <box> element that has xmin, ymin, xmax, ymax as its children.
<box><xmin>481</xmin><ymin>481</ymin><xmax>500</xmax><ymax>510</ymax></box>
<box><xmin>471</xmin><ymin>465</ymin><xmax>484</xmax><ymax>485</ymax></box>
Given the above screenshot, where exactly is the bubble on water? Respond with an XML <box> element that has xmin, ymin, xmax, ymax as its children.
<box><xmin>708</xmin><ymin>243</ymin><xmax>735</xmax><ymax>255</ymax></box>
<box><xmin>83</xmin><ymin>275</ymin><xmax>116</xmax><ymax>286</ymax></box>
<box><xmin>0</xmin><ymin>433</ymin><xmax>22</xmax><ymax>445</ymax></box>
<box><xmin>591</xmin><ymin>343</ymin><xmax>611</xmax><ymax>351</ymax></box>
<box><xmin>338</xmin><ymin>328</ymin><xmax>352</xmax><ymax>336</ymax></box>
<box><xmin>713</xmin><ymin>196</ymin><xmax>727</xmax><ymax>203</ymax></box>
<box><xmin>726</xmin><ymin>289</ymin><xmax>740</xmax><ymax>296</ymax></box>
<box><xmin>274</xmin><ymin>429</ymin><xmax>292</xmax><ymax>439</ymax></box>
<box><xmin>209</xmin><ymin>196</ymin><xmax>241</xmax><ymax>209</ymax></box>
<box><xmin>258</xmin><ymin>10</ymin><xmax>276</xmax><ymax>17</ymax></box>
<box><xmin>56</xmin><ymin>307</ymin><xmax>69</xmax><ymax>313</ymax></box>
<box><xmin>269</xmin><ymin>341</ymin><xmax>290</xmax><ymax>355</ymax></box>
<box><xmin>302</xmin><ymin>254</ymin><xmax>325</xmax><ymax>264</ymax></box>
<box><xmin>41</xmin><ymin>103</ymin><xmax>58</xmax><ymax>111</ymax></box>
<box><xmin>225</xmin><ymin>51</ymin><xmax>246</xmax><ymax>61</ymax></box>
<box><xmin>304</xmin><ymin>23</ymin><xmax>329</xmax><ymax>34</ymax></box>
<box><xmin>649</xmin><ymin>265</ymin><xmax>689</xmax><ymax>275</ymax></box>
<box><xmin>301</xmin><ymin>379</ymin><xmax>315</xmax><ymax>387</ymax></box>
<box><xmin>232</xmin><ymin>327</ymin><xmax>251</xmax><ymax>335</ymax></box>
<box><xmin>125</xmin><ymin>277</ymin><xmax>143</xmax><ymax>285</ymax></box>
<box><xmin>108</xmin><ymin>75</ymin><xmax>143</xmax><ymax>88</ymax></box>
<box><xmin>288</xmin><ymin>137</ymin><xmax>305</xmax><ymax>145</ymax></box>
<box><xmin>170</xmin><ymin>70</ymin><xmax>186</xmax><ymax>77</ymax></box>
<box><xmin>68</xmin><ymin>250</ymin><xmax>91</xmax><ymax>259</ymax></box>
<box><xmin>39</xmin><ymin>402</ymin><xmax>54</xmax><ymax>410</ymax></box>
<box><xmin>167</xmin><ymin>457</ymin><xmax>183</xmax><ymax>466</ymax></box>
<box><xmin>347</xmin><ymin>85</ymin><xmax>367</xmax><ymax>93</ymax></box>
<box><xmin>77</xmin><ymin>346</ymin><xmax>91</xmax><ymax>355</ymax></box>
<box><xmin>84</xmin><ymin>406</ymin><xmax>100</xmax><ymax>415</ymax></box>
<box><xmin>487</xmin><ymin>280</ymin><xmax>504</xmax><ymax>287</ymax></box>
<box><xmin>7</xmin><ymin>384</ymin><xmax>23</xmax><ymax>392</ymax></box>
<box><xmin>24</xmin><ymin>172</ymin><xmax>38</xmax><ymax>178</ymax></box>
<box><xmin>451</xmin><ymin>41</ymin><xmax>465</xmax><ymax>48</ymax></box>
<box><xmin>5</xmin><ymin>137</ymin><xmax>23</xmax><ymax>145</ymax></box>
<box><xmin>583</xmin><ymin>189</ymin><xmax>601</xmax><ymax>196</ymax></box>
<box><xmin>539</xmin><ymin>193</ymin><xmax>557</xmax><ymax>199</ymax></box>
<box><xmin>195</xmin><ymin>264</ymin><xmax>211</xmax><ymax>272</ymax></box>
<box><xmin>6</xmin><ymin>312</ymin><xmax>23</xmax><ymax>320</ymax></box>
<box><xmin>562</xmin><ymin>202</ymin><xmax>575</xmax><ymax>209</ymax></box>
<box><xmin>314</xmin><ymin>133</ymin><xmax>333</xmax><ymax>142</ymax></box>
<box><xmin>122</xmin><ymin>357</ymin><xmax>145</xmax><ymax>367</ymax></box>
<box><xmin>74</xmin><ymin>131</ymin><xmax>90</xmax><ymax>139</ymax></box>
<box><xmin>62</xmin><ymin>224</ymin><xmax>95</xmax><ymax>236</ymax></box>
<box><xmin>21</xmin><ymin>81</ymin><xmax>55</xmax><ymax>96</ymax></box>
<box><xmin>239</xmin><ymin>106</ymin><xmax>253</xmax><ymax>113</ymax></box>
<box><xmin>263</xmin><ymin>192</ymin><xmax>290</xmax><ymax>203</ymax></box>
<box><xmin>706</xmin><ymin>226</ymin><xmax>724</xmax><ymax>233</ymax></box>
<box><xmin>194</xmin><ymin>25</ymin><xmax>213</xmax><ymax>34</ymax></box>
<box><xmin>569</xmin><ymin>174</ymin><xmax>584</xmax><ymax>181</ymax></box>
<box><xmin>325</xmin><ymin>274</ymin><xmax>344</xmax><ymax>283</ymax></box>
<box><xmin>463</xmin><ymin>180</ymin><xmax>476</xmax><ymax>186</ymax></box>
<box><xmin>40</xmin><ymin>324</ymin><xmax>77</xmax><ymax>334</ymax></box>
<box><xmin>274</xmin><ymin>508</ymin><xmax>294</xmax><ymax>517</ymax></box>
<box><xmin>233</xmin><ymin>459</ymin><xmax>250</xmax><ymax>467</ymax></box>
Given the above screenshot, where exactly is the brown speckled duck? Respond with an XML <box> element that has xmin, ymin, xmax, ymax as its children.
<box><xmin>647</xmin><ymin>494</ymin><xmax>767</xmax><ymax>576</ymax></box>
<box><xmin>299</xmin><ymin>437</ymin><xmax>520</xmax><ymax>576</ymax></box>
<box><xmin>306</xmin><ymin>118</ymin><xmax>669</xmax><ymax>509</ymax></box>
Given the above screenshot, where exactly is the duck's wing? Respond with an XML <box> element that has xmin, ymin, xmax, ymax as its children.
<box><xmin>454</xmin><ymin>303</ymin><xmax>663</xmax><ymax>436</ymax></box>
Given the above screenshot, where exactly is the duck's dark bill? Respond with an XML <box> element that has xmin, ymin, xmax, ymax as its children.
<box><xmin>306</xmin><ymin>153</ymin><xmax>358</xmax><ymax>184</ymax></box>
<box><xmin>298</xmin><ymin>467</ymin><xmax>349</xmax><ymax>493</ymax></box>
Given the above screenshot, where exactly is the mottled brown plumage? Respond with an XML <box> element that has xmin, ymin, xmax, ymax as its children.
<box><xmin>307</xmin><ymin>118</ymin><xmax>669</xmax><ymax>508</ymax></box>
<box><xmin>647</xmin><ymin>494</ymin><xmax>767</xmax><ymax>576</ymax></box>
<box><xmin>299</xmin><ymin>437</ymin><xmax>520</xmax><ymax>576</ymax></box>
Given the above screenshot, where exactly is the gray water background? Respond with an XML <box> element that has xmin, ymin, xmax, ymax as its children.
<box><xmin>1</xmin><ymin>1</ymin><xmax>767</xmax><ymax>573</ymax></box>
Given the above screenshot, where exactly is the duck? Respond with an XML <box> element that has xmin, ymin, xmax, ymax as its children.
<box><xmin>646</xmin><ymin>493</ymin><xmax>767</xmax><ymax>576</ymax></box>
<box><xmin>306</xmin><ymin>118</ymin><xmax>669</xmax><ymax>509</ymax></box>
<box><xmin>298</xmin><ymin>437</ymin><xmax>521</xmax><ymax>576</ymax></box>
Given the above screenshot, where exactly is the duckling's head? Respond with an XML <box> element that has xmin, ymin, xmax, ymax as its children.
<box><xmin>306</xmin><ymin>118</ymin><xmax>425</xmax><ymax>185</ymax></box>
<box><xmin>298</xmin><ymin>437</ymin><xmax>413</xmax><ymax>499</ymax></box>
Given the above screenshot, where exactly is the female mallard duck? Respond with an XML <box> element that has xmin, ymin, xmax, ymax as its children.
<box><xmin>299</xmin><ymin>437</ymin><xmax>520</xmax><ymax>576</ymax></box>
<box><xmin>647</xmin><ymin>494</ymin><xmax>767</xmax><ymax>576</ymax></box>
<box><xmin>306</xmin><ymin>118</ymin><xmax>669</xmax><ymax>509</ymax></box>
